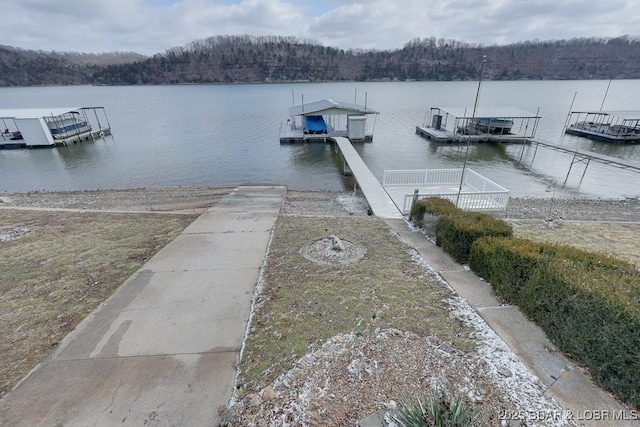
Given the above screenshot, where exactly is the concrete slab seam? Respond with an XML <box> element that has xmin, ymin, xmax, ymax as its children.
<box><xmin>37</xmin><ymin>348</ymin><xmax>244</xmax><ymax>365</ymax></box>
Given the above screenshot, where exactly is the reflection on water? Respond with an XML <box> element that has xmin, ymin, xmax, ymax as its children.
<box><xmin>0</xmin><ymin>81</ymin><xmax>639</xmax><ymax>199</ymax></box>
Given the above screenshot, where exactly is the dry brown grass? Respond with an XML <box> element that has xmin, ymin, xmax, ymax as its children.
<box><xmin>510</xmin><ymin>220</ymin><xmax>640</xmax><ymax>268</ymax></box>
<box><xmin>238</xmin><ymin>215</ymin><xmax>471</xmax><ymax>391</ymax></box>
<box><xmin>0</xmin><ymin>209</ymin><xmax>197</xmax><ymax>398</ymax></box>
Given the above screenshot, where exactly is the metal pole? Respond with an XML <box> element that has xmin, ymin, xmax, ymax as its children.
<box><xmin>600</xmin><ymin>78</ymin><xmax>612</xmax><ymax>111</ymax></box>
<box><xmin>531</xmin><ymin>107</ymin><xmax>541</xmax><ymax>137</ymax></box>
<box><xmin>561</xmin><ymin>91</ymin><xmax>577</xmax><ymax>138</ymax></box>
<box><xmin>456</xmin><ymin>55</ymin><xmax>487</xmax><ymax>207</ymax></box>
<box><xmin>408</xmin><ymin>188</ymin><xmax>419</xmax><ymax>221</ymax></box>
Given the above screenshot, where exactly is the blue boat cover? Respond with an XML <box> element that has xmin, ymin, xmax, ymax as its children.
<box><xmin>304</xmin><ymin>115</ymin><xmax>327</xmax><ymax>133</ymax></box>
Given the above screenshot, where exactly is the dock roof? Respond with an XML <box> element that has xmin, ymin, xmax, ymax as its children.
<box><xmin>0</xmin><ymin>107</ymin><xmax>87</xmax><ymax>119</ymax></box>
<box><xmin>570</xmin><ymin>110</ymin><xmax>640</xmax><ymax>119</ymax></box>
<box><xmin>434</xmin><ymin>106</ymin><xmax>539</xmax><ymax>119</ymax></box>
<box><xmin>289</xmin><ymin>99</ymin><xmax>379</xmax><ymax>117</ymax></box>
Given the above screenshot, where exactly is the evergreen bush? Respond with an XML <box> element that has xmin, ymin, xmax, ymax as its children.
<box><xmin>469</xmin><ymin>236</ymin><xmax>640</xmax><ymax>407</ymax></box>
<box><xmin>409</xmin><ymin>196</ymin><xmax>458</xmax><ymax>227</ymax></box>
<box><xmin>435</xmin><ymin>211</ymin><xmax>513</xmax><ymax>263</ymax></box>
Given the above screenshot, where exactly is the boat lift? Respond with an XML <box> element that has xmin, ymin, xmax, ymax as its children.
<box><xmin>416</xmin><ymin>106</ymin><xmax>541</xmax><ymax>144</ymax></box>
<box><xmin>0</xmin><ymin>107</ymin><xmax>112</xmax><ymax>148</ymax></box>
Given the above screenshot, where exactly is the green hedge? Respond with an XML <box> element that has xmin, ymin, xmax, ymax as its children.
<box><xmin>470</xmin><ymin>237</ymin><xmax>640</xmax><ymax>407</ymax></box>
<box><xmin>435</xmin><ymin>211</ymin><xmax>513</xmax><ymax>264</ymax></box>
<box><xmin>469</xmin><ymin>237</ymin><xmax>556</xmax><ymax>303</ymax></box>
<box><xmin>409</xmin><ymin>197</ymin><xmax>458</xmax><ymax>227</ymax></box>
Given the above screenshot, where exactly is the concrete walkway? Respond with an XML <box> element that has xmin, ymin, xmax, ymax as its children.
<box><xmin>0</xmin><ymin>186</ymin><xmax>285</xmax><ymax>427</ymax></box>
<box><xmin>385</xmin><ymin>218</ymin><xmax>640</xmax><ymax>427</ymax></box>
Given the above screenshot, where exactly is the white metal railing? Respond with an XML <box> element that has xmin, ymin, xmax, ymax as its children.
<box><xmin>383</xmin><ymin>168</ymin><xmax>463</xmax><ymax>186</ymax></box>
<box><xmin>383</xmin><ymin>168</ymin><xmax>507</xmax><ymax>191</ymax></box>
<box><xmin>382</xmin><ymin>168</ymin><xmax>509</xmax><ymax>214</ymax></box>
<box><xmin>382</xmin><ymin>169</ymin><xmax>428</xmax><ymax>186</ymax></box>
<box><xmin>401</xmin><ymin>190</ymin><xmax>509</xmax><ymax>213</ymax></box>
<box><xmin>463</xmin><ymin>169</ymin><xmax>509</xmax><ymax>192</ymax></box>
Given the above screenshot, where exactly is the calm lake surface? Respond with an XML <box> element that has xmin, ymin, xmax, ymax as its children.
<box><xmin>1</xmin><ymin>80</ymin><xmax>640</xmax><ymax>199</ymax></box>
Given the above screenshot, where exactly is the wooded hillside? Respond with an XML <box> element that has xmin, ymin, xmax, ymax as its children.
<box><xmin>2</xmin><ymin>35</ymin><xmax>638</xmax><ymax>87</ymax></box>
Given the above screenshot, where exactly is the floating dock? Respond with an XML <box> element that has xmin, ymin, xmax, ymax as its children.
<box><xmin>280</xmin><ymin>99</ymin><xmax>378</xmax><ymax>144</ymax></box>
<box><xmin>0</xmin><ymin>107</ymin><xmax>112</xmax><ymax>149</ymax></box>
<box><xmin>416</xmin><ymin>106</ymin><xmax>540</xmax><ymax>144</ymax></box>
<box><xmin>564</xmin><ymin>111</ymin><xmax>640</xmax><ymax>143</ymax></box>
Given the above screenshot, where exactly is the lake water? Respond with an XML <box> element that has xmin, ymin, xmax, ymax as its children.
<box><xmin>1</xmin><ymin>80</ymin><xmax>640</xmax><ymax>199</ymax></box>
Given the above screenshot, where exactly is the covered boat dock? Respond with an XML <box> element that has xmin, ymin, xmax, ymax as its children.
<box><xmin>564</xmin><ymin>111</ymin><xmax>640</xmax><ymax>143</ymax></box>
<box><xmin>280</xmin><ymin>99</ymin><xmax>379</xmax><ymax>143</ymax></box>
<box><xmin>416</xmin><ymin>106</ymin><xmax>541</xmax><ymax>143</ymax></box>
<box><xmin>0</xmin><ymin>107</ymin><xmax>111</xmax><ymax>149</ymax></box>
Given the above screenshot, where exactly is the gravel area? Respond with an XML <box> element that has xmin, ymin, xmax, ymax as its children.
<box><xmin>3</xmin><ymin>188</ymin><xmax>639</xmax><ymax>222</ymax></box>
<box><xmin>500</xmin><ymin>197</ymin><xmax>640</xmax><ymax>222</ymax></box>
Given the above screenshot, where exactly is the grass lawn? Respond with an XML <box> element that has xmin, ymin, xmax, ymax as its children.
<box><xmin>0</xmin><ymin>209</ymin><xmax>197</xmax><ymax>397</ymax></box>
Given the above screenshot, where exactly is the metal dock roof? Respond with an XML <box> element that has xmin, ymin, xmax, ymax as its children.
<box><xmin>434</xmin><ymin>106</ymin><xmax>540</xmax><ymax>119</ymax></box>
<box><xmin>0</xmin><ymin>108</ymin><xmax>85</xmax><ymax>119</ymax></box>
<box><xmin>288</xmin><ymin>99</ymin><xmax>379</xmax><ymax>117</ymax></box>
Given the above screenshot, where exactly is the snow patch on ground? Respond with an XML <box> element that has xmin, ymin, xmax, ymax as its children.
<box><xmin>0</xmin><ymin>226</ymin><xmax>30</xmax><ymax>243</ymax></box>
<box><xmin>336</xmin><ymin>193</ymin><xmax>369</xmax><ymax>215</ymax></box>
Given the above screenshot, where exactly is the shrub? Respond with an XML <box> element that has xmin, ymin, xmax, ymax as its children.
<box><xmin>390</xmin><ymin>387</ymin><xmax>479</xmax><ymax>427</ymax></box>
<box><xmin>469</xmin><ymin>236</ymin><xmax>640</xmax><ymax>407</ymax></box>
<box><xmin>520</xmin><ymin>253</ymin><xmax>640</xmax><ymax>407</ymax></box>
<box><xmin>435</xmin><ymin>211</ymin><xmax>513</xmax><ymax>263</ymax></box>
<box><xmin>409</xmin><ymin>197</ymin><xmax>458</xmax><ymax>227</ymax></box>
<box><xmin>469</xmin><ymin>237</ymin><xmax>555</xmax><ymax>303</ymax></box>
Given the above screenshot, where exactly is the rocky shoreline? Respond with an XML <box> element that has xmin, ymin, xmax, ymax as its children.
<box><xmin>1</xmin><ymin>188</ymin><xmax>640</xmax><ymax>222</ymax></box>
<box><xmin>499</xmin><ymin>196</ymin><xmax>640</xmax><ymax>222</ymax></box>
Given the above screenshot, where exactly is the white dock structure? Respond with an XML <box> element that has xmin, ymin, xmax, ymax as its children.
<box><xmin>333</xmin><ymin>137</ymin><xmax>403</xmax><ymax>219</ymax></box>
<box><xmin>383</xmin><ymin>168</ymin><xmax>510</xmax><ymax>214</ymax></box>
<box><xmin>416</xmin><ymin>106</ymin><xmax>540</xmax><ymax>144</ymax></box>
<box><xmin>0</xmin><ymin>107</ymin><xmax>111</xmax><ymax>149</ymax></box>
<box><xmin>280</xmin><ymin>99</ymin><xmax>379</xmax><ymax>144</ymax></box>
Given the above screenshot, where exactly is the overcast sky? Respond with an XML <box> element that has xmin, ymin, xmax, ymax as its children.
<box><xmin>1</xmin><ymin>0</ymin><xmax>638</xmax><ymax>55</ymax></box>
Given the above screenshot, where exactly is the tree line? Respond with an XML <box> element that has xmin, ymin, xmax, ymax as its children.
<box><xmin>1</xmin><ymin>35</ymin><xmax>639</xmax><ymax>87</ymax></box>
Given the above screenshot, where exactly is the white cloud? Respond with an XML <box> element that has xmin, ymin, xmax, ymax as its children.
<box><xmin>0</xmin><ymin>0</ymin><xmax>638</xmax><ymax>54</ymax></box>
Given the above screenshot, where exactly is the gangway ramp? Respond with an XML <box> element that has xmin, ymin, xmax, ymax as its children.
<box><xmin>529</xmin><ymin>138</ymin><xmax>640</xmax><ymax>181</ymax></box>
<box><xmin>333</xmin><ymin>137</ymin><xmax>403</xmax><ymax>219</ymax></box>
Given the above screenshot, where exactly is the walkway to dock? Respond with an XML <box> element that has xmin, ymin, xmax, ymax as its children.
<box><xmin>333</xmin><ymin>137</ymin><xmax>403</xmax><ymax>219</ymax></box>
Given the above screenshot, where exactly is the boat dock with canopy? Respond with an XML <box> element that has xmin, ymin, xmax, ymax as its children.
<box><xmin>564</xmin><ymin>110</ymin><xmax>640</xmax><ymax>143</ymax></box>
<box><xmin>416</xmin><ymin>106</ymin><xmax>541</xmax><ymax>143</ymax></box>
<box><xmin>0</xmin><ymin>107</ymin><xmax>111</xmax><ymax>149</ymax></box>
<box><xmin>280</xmin><ymin>98</ymin><xmax>379</xmax><ymax>143</ymax></box>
